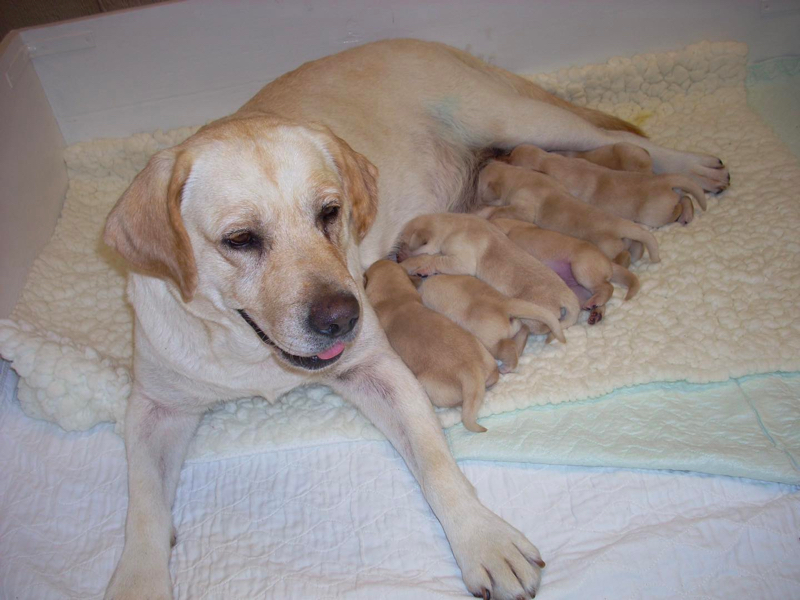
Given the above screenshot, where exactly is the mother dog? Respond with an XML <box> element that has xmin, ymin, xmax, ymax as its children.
<box><xmin>103</xmin><ymin>39</ymin><xmax>727</xmax><ymax>600</ymax></box>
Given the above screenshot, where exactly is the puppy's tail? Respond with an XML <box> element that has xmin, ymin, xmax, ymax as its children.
<box><xmin>460</xmin><ymin>368</ymin><xmax>489</xmax><ymax>433</ymax></box>
<box><xmin>620</xmin><ymin>221</ymin><xmax>660</xmax><ymax>263</ymax></box>
<box><xmin>663</xmin><ymin>174</ymin><xmax>707</xmax><ymax>211</ymax></box>
<box><xmin>505</xmin><ymin>298</ymin><xmax>566</xmax><ymax>344</ymax></box>
<box><xmin>610</xmin><ymin>263</ymin><xmax>641</xmax><ymax>301</ymax></box>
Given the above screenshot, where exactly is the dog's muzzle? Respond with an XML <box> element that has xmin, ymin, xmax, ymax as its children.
<box><xmin>237</xmin><ymin>309</ymin><xmax>346</xmax><ymax>371</ymax></box>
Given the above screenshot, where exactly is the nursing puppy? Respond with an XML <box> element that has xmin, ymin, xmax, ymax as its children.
<box><xmin>478</xmin><ymin>160</ymin><xmax>659</xmax><ymax>265</ymax></box>
<box><xmin>554</xmin><ymin>142</ymin><xmax>653</xmax><ymax>173</ymax></box>
<box><xmin>505</xmin><ymin>144</ymin><xmax>708</xmax><ymax>227</ymax></box>
<box><xmin>413</xmin><ymin>274</ymin><xmax>565</xmax><ymax>373</ymax></box>
<box><xmin>491</xmin><ymin>218</ymin><xmax>640</xmax><ymax>325</ymax></box>
<box><xmin>396</xmin><ymin>213</ymin><xmax>580</xmax><ymax>333</ymax></box>
<box><xmin>365</xmin><ymin>260</ymin><xmax>498</xmax><ymax>432</ymax></box>
<box><xmin>103</xmin><ymin>38</ymin><xmax>729</xmax><ymax>600</ymax></box>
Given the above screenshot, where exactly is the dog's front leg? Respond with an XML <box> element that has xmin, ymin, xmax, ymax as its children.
<box><xmin>329</xmin><ymin>316</ymin><xmax>544</xmax><ymax>599</ymax></box>
<box><xmin>105</xmin><ymin>387</ymin><xmax>202</xmax><ymax>600</ymax></box>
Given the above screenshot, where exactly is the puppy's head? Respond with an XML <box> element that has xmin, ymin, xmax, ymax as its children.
<box><xmin>476</xmin><ymin>160</ymin><xmax>511</xmax><ymax>205</ymax></box>
<box><xmin>507</xmin><ymin>144</ymin><xmax>548</xmax><ymax>168</ymax></box>
<box><xmin>363</xmin><ymin>259</ymin><xmax>417</xmax><ymax>306</ymax></box>
<box><xmin>104</xmin><ymin>114</ymin><xmax>378</xmax><ymax>372</ymax></box>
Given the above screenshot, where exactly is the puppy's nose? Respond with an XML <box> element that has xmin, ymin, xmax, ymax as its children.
<box><xmin>307</xmin><ymin>291</ymin><xmax>360</xmax><ymax>338</ymax></box>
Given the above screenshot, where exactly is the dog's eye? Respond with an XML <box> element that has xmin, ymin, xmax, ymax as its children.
<box><xmin>224</xmin><ymin>230</ymin><xmax>258</xmax><ymax>249</ymax></box>
<box><xmin>320</xmin><ymin>204</ymin><xmax>340</xmax><ymax>224</ymax></box>
<box><xmin>319</xmin><ymin>204</ymin><xmax>341</xmax><ymax>237</ymax></box>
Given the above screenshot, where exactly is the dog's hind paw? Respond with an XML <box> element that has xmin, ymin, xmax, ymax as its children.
<box><xmin>690</xmin><ymin>155</ymin><xmax>729</xmax><ymax>194</ymax></box>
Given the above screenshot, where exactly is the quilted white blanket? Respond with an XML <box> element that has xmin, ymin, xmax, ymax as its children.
<box><xmin>2</xmin><ymin>363</ymin><xmax>799</xmax><ymax>600</ymax></box>
<box><xmin>1</xmin><ymin>41</ymin><xmax>799</xmax><ymax>472</ymax></box>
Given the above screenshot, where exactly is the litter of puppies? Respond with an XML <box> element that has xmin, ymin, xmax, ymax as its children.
<box><xmin>364</xmin><ymin>143</ymin><xmax>709</xmax><ymax>432</ymax></box>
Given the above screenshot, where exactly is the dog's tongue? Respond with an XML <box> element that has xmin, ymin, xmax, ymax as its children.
<box><xmin>316</xmin><ymin>342</ymin><xmax>345</xmax><ymax>360</ymax></box>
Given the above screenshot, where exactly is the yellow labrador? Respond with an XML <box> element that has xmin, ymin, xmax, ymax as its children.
<box><xmin>102</xmin><ymin>38</ymin><xmax>727</xmax><ymax>600</ymax></box>
<box><xmin>365</xmin><ymin>260</ymin><xmax>499</xmax><ymax>432</ymax></box>
<box><xmin>413</xmin><ymin>273</ymin><xmax>565</xmax><ymax>373</ymax></box>
<box><xmin>491</xmin><ymin>218</ymin><xmax>640</xmax><ymax>325</ymax></box>
<box><xmin>477</xmin><ymin>160</ymin><xmax>659</xmax><ymax>265</ymax></box>
<box><xmin>506</xmin><ymin>144</ymin><xmax>709</xmax><ymax>227</ymax></box>
<box><xmin>395</xmin><ymin>213</ymin><xmax>580</xmax><ymax>334</ymax></box>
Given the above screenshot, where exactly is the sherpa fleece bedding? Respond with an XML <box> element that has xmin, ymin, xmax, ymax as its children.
<box><xmin>1</xmin><ymin>41</ymin><xmax>799</xmax><ymax>481</ymax></box>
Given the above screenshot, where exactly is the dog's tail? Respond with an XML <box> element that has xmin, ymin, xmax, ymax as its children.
<box><xmin>620</xmin><ymin>221</ymin><xmax>660</xmax><ymax>263</ymax></box>
<box><xmin>662</xmin><ymin>174</ymin><xmax>707</xmax><ymax>211</ymax></box>
<box><xmin>505</xmin><ymin>298</ymin><xmax>566</xmax><ymax>344</ymax></box>
<box><xmin>610</xmin><ymin>263</ymin><xmax>641</xmax><ymax>301</ymax></box>
<box><xmin>459</xmin><ymin>368</ymin><xmax>489</xmax><ymax>433</ymax></box>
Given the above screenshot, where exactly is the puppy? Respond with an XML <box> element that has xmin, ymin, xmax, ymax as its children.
<box><xmin>504</xmin><ymin>144</ymin><xmax>707</xmax><ymax>227</ymax></box>
<box><xmin>365</xmin><ymin>260</ymin><xmax>498</xmax><ymax>433</ymax></box>
<box><xmin>395</xmin><ymin>213</ymin><xmax>580</xmax><ymax>335</ymax></box>
<box><xmin>477</xmin><ymin>161</ymin><xmax>659</xmax><ymax>266</ymax></box>
<box><xmin>554</xmin><ymin>142</ymin><xmax>653</xmax><ymax>173</ymax></box>
<box><xmin>413</xmin><ymin>274</ymin><xmax>565</xmax><ymax>373</ymax></box>
<box><xmin>491</xmin><ymin>218</ymin><xmax>640</xmax><ymax>325</ymax></box>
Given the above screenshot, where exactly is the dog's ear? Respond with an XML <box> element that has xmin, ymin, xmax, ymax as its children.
<box><xmin>104</xmin><ymin>147</ymin><xmax>198</xmax><ymax>303</ymax></box>
<box><xmin>325</xmin><ymin>134</ymin><xmax>379</xmax><ymax>243</ymax></box>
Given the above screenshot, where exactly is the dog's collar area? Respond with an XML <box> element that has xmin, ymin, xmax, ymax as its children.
<box><xmin>236</xmin><ymin>309</ymin><xmax>344</xmax><ymax>371</ymax></box>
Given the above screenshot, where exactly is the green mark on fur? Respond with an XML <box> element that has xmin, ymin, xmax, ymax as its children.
<box><xmin>426</xmin><ymin>95</ymin><xmax>477</xmax><ymax>145</ymax></box>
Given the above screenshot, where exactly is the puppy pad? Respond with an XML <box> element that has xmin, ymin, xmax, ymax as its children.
<box><xmin>1</xmin><ymin>41</ymin><xmax>799</xmax><ymax>481</ymax></box>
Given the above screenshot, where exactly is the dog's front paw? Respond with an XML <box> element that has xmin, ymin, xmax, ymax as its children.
<box><xmin>450</xmin><ymin>510</ymin><xmax>544</xmax><ymax>599</ymax></box>
<box><xmin>104</xmin><ymin>551</ymin><xmax>173</xmax><ymax>600</ymax></box>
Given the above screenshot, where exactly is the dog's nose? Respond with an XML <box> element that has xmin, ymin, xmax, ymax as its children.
<box><xmin>307</xmin><ymin>291</ymin><xmax>360</xmax><ymax>338</ymax></box>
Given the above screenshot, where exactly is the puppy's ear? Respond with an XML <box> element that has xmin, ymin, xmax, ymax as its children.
<box><xmin>406</xmin><ymin>228</ymin><xmax>431</xmax><ymax>252</ymax></box>
<box><xmin>103</xmin><ymin>147</ymin><xmax>198</xmax><ymax>303</ymax></box>
<box><xmin>326</xmin><ymin>134</ymin><xmax>379</xmax><ymax>243</ymax></box>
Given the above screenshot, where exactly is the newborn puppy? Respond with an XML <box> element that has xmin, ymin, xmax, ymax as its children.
<box><xmin>491</xmin><ymin>218</ymin><xmax>640</xmax><ymax>325</ymax></box>
<box><xmin>554</xmin><ymin>142</ymin><xmax>653</xmax><ymax>173</ymax></box>
<box><xmin>477</xmin><ymin>160</ymin><xmax>659</xmax><ymax>266</ymax></box>
<box><xmin>395</xmin><ymin>213</ymin><xmax>580</xmax><ymax>335</ymax></box>
<box><xmin>364</xmin><ymin>260</ymin><xmax>498</xmax><ymax>432</ymax></box>
<box><xmin>414</xmin><ymin>274</ymin><xmax>565</xmax><ymax>373</ymax></box>
<box><xmin>505</xmin><ymin>144</ymin><xmax>707</xmax><ymax>227</ymax></box>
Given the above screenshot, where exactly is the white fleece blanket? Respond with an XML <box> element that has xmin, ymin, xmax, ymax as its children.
<box><xmin>1</xmin><ymin>41</ymin><xmax>799</xmax><ymax>468</ymax></box>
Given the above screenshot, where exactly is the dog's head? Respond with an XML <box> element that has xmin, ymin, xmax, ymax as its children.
<box><xmin>104</xmin><ymin>114</ymin><xmax>378</xmax><ymax>372</ymax></box>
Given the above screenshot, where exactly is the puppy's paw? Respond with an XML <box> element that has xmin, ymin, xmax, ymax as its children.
<box><xmin>104</xmin><ymin>552</ymin><xmax>173</xmax><ymax>600</ymax></box>
<box><xmin>400</xmin><ymin>255</ymin><xmax>438</xmax><ymax>278</ymax></box>
<box><xmin>451</xmin><ymin>510</ymin><xmax>544</xmax><ymax>599</ymax></box>
<box><xmin>588</xmin><ymin>306</ymin><xmax>604</xmax><ymax>325</ymax></box>
<box><xmin>676</xmin><ymin>196</ymin><xmax>694</xmax><ymax>225</ymax></box>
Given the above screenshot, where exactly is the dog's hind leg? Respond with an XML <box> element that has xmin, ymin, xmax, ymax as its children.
<box><xmin>455</xmin><ymin>87</ymin><xmax>728</xmax><ymax>193</ymax></box>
